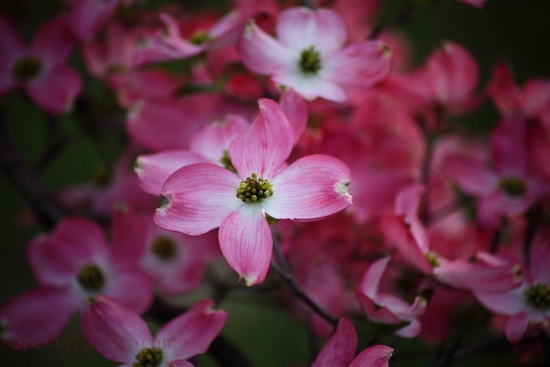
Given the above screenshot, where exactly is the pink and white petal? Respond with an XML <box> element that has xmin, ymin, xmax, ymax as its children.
<box><xmin>81</xmin><ymin>295</ymin><xmax>151</xmax><ymax>364</ymax></box>
<box><xmin>26</xmin><ymin>65</ymin><xmax>82</xmax><ymax>114</ymax></box>
<box><xmin>238</xmin><ymin>21</ymin><xmax>294</xmax><ymax>75</ymax></box>
<box><xmin>189</xmin><ymin>114</ymin><xmax>250</xmax><ymax>164</ymax></box>
<box><xmin>276</xmin><ymin>8</ymin><xmax>346</xmax><ymax>53</ymax></box>
<box><xmin>474</xmin><ymin>285</ymin><xmax>526</xmax><ymax>315</ymax></box>
<box><xmin>427</xmin><ymin>42</ymin><xmax>479</xmax><ymax>106</ymax></box>
<box><xmin>359</xmin><ymin>257</ymin><xmax>390</xmax><ymax>299</ymax></box>
<box><xmin>135</xmin><ymin>150</ymin><xmax>208</xmax><ymax>195</ymax></box>
<box><xmin>27</xmin><ymin>217</ymin><xmax>109</xmax><ymax>286</ymax></box>
<box><xmin>218</xmin><ymin>205</ymin><xmax>272</xmax><ymax>286</ymax></box>
<box><xmin>354</xmin><ymin>291</ymin><xmax>401</xmax><ymax>324</ymax></box>
<box><xmin>104</xmin><ymin>270</ymin><xmax>153</xmax><ymax>314</ymax></box>
<box><xmin>30</xmin><ymin>17</ymin><xmax>75</xmax><ymax>66</ymax></box>
<box><xmin>279</xmin><ymin>88</ymin><xmax>308</xmax><ymax>144</ymax></box>
<box><xmin>155</xmin><ymin>163</ymin><xmax>242</xmax><ymax>235</ymax></box>
<box><xmin>324</xmin><ymin>41</ymin><xmax>392</xmax><ymax>90</ymax></box>
<box><xmin>69</xmin><ymin>0</ymin><xmax>120</xmax><ymax>41</ymax></box>
<box><xmin>350</xmin><ymin>345</ymin><xmax>393</xmax><ymax>367</ymax></box>
<box><xmin>444</xmin><ymin>156</ymin><xmax>498</xmax><ymax>196</ymax></box>
<box><xmin>265</xmin><ymin>154</ymin><xmax>352</xmax><ymax>220</ymax></box>
<box><xmin>0</xmin><ymin>287</ymin><xmax>78</xmax><ymax>348</ymax></box>
<box><xmin>157</xmin><ymin>299</ymin><xmax>228</xmax><ymax>361</ymax></box>
<box><xmin>505</xmin><ymin>312</ymin><xmax>530</xmax><ymax>342</ymax></box>
<box><xmin>229</xmin><ymin>98</ymin><xmax>294</xmax><ymax>179</ymax></box>
<box><xmin>394</xmin><ymin>319</ymin><xmax>422</xmax><ymax>338</ymax></box>
<box><xmin>311</xmin><ymin>318</ymin><xmax>357</xmax><ymax>367</ymax></box>
<box><xmin>273</xmin><ymin>72</ymin><xmax>346</xmax><ymax>102</ymax></box>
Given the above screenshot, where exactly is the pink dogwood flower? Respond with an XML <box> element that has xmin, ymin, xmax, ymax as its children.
<box><xmin>311</xmin><ymin>318</ymin><xmax>393</xmax><ymax>367</ymax></box>
<box><xmin>81</xmin><ymin>296</ymin><xmax>227</xmax><ymax>367</ymax></box>
<box><xmin>154</xmin><ymin>98</ymin><xmax>352</xmax><ymax>285</ymax></box>
<box><xmin>0</xmin><ymin>14</ymin><xmax>81</xmax><ymax>114</ymax></box>
<box><xmin>238</xmin><ymin>6</ymin><xmax>392</xmax><ymax>102</ymax></box>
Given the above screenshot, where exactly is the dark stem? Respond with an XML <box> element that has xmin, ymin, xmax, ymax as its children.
<box><xmin>271</xmin><ymin>239</ymin><xmax>338</xmax><ymax>327</ymax></box>
<box><xmin>0</xmin><ymin>110</ymin><xmax>68</xmax><ymax>230</ymax></box>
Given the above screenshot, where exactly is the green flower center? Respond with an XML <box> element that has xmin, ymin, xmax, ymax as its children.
<box><xmin>236</xmin><ymin>173</ymin><xmax>273</xmax><ymax>203</ymax></box>
<box><xmin>152</xmin><ymin>236</ymin><xmax>178</xmax><ymax>261</ymax></box>
<box><xmin>299</xmin><ymin>46</ymin><xmax>322</xmax><ymax>74</ymax></box>
<box><xmin>220</xmin><ymin>150</ymin><xmax>237</xmax><ymax>173</ymax></box>
<box><xmin>77</xmin><ymin>264</ymin><xmax>106</xmax><ymax>291</ymax></box>
<box><xmin>425</xmin><ymin>251</ymin><xmax>440</xmax><ymax>268</ymax></box>
<box><xmin>498</xmin><ymin>176</ymin><xmax>527</xmax><ymax>197</ymax></box>
<box><xmin>190</xmin><ymin>31</ymin><xmax>212</xmax><ymax>45</ymax></box>
<box><xmin>524</xmin><ymin>283</ymin><xmax>550</xmax><ymax>310</ymax></box>
<box><xmin>12</xmin><ymin>56</ymin><xmax>43</xmax><ymax>81</ymax></box>
<box><xmin>133</xmin><ymin>347</ymin><xmax>164</xmax><ymax>367</ymax></box>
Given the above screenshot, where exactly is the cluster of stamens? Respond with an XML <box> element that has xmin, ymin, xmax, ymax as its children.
<box><xmin>133</xmin><ymin>347</ymin><xmax>164</xmax><ymax>367</ymax></box>
<box><xmin>151</xmin><ymin>236</ymin><xmax>178</xmax><ymax>261</ymax></box>
<box><xmin>498</xmin><ymin>176</ymin><xmax>527</xmax><ymax>197</ymax></box>
<box><xmin>220</xmin><ymin>150</ymin><xmax>237</xmax><ymax>173</ymax></box>
<box><xmin>299</xmin><ymin>46</ymin><xmax>322</xmax><ymax>74</ymax></box>
<box><xmin>425</xmin><ymin>251</ymin><xmax>440</xmax><ymax>268</ymax></box>
<box><xmin>524</xmin><ymin>283</ymin><xmax>550</xmax><ymax>310</ymax></box>
<box><xmin>190</xmin><ymin>31</ymin><xmax>213</xmax><ymax>45</ymax></box>
<box><xmin>12</xmin><ymin>56</ymin><xmax>42</xmax><ymax>81</ymax></box>
<box><xmin>236</xmin><ymin>173</ymin><xmax>273</xmax><ymax>203</ymax></box>
<box><xmin>77</xmin><ymin>264</ymin><xmax>106</xmax><ymax>291</ymax></box>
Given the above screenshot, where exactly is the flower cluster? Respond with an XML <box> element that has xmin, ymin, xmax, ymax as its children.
<box><xmin>1</xmin><ymin>1</ymin><xmax>549</xmax><ymax>367</ymax></box>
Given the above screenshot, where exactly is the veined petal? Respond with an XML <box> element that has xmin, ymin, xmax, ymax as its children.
<box><xmin>276</xmin><ymin>7</ymin><xmax>346</xmax><ymax>53</ymax></box>
<box><xmin>273</xmin><ymin>72</ymin><xmax>347</xmax><ymax>102</ymax></box>
<box><xmin>157</xmin><ymin>299</ymin><xmax>228</xmax><ymax>361</ymax></box>
<box><xmin>324</xmin><ymin>41</ymin><xmax>392</xmax><ymax>90</ymax></box>
<box><xmin>81</xmin><ymin>296</ymin><xmax>151</xmax><ymax>364</ymax></box>
<box><xmin>350</xmin><ymin>345</ymin><xmax>394</xmax><ymax>367</ymax></box>
<box><xmin>311</xmin><ymin>318</ymin><xmax>357</xmax><ymax>367</ymax></box>
<box><xmin>218</xmin><ymin>205</ymin><xmax>272</xmax><ymax>286</ymax></box>
<box><xmin>135</xmin><ymin>150</ymin><xmax>208</xmax><ymax>195</ymax></box>
<box><xmin>155</xmin><ymin>163</ymin><xmax>242</xmax><ymax>235</ymax></box>
<box><xmin>229</xmin><ymin>98</ymin><xmax>294</xmax><ymax>179</ymax></box>
<box><xmin>279</xmin><ymin>88</ymin><xmax>308</xmax><ymax>144</ymax></box>
<box><xmin>265</xmin><ymin>154</ymin><xmax>352</xmax><ymax>220</ymax></box>
<box><xmin>474</xmin><ymin>285</ymin><xmax>526</xmax><ymax>315</ymax></box>
<box><xmin>238</xmin><ymin>21</ymin><xmax>294</xmax><ymax>75</ymax></box>
<box><xmin>26</xmin><ymin>64</ymin><xmax>82</xmax><ymax>114</ymax></box>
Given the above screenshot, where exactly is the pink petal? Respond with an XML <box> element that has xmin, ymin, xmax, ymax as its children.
<box><xmin>110</xmin><ymin>207</ymin><xmax>147</xmax><ymax>268</ymax></box>
<box><xmin>169</xmin><ymin>361</ymin><xmax>195</xmax><ymax>367</ymax></box>
<box><xmin>488</xmin><ymin>61</ymin><xmax>520</xmax><ymax>117</ymax></box>
<box><xmin>349</xmin><ymin>345</ymin><xmax>394</xmax><ymax>367</ymax></box>
<box><xmin>157</xmin><ymin>299</ymin><xmax>228</xmax><ymax>361</ymax></box>
<box><xmin>444</xmin><ymin>156</ymin><xmax>498</xmax><ymax>196</ymax></box>
<box><xmin>27</xmin><ymin>217</ymin><xmax>109</xmax><ymax>287</ymax></box>
<box><xmin>354</xmin><ymin>291</ymin><xmax>401</xmax><ymax>324</ymax></box>
<box><xmin>529</xmin><ymin>232</ymin><xmax>550</xmax><ymax>284</ymax></box>
<box><xmin>126</xmin><ymin>98</ymin><xmax>203</xmax><ymax>151</ymax></box>
<box><xmin>218</xmin><ymin>205</ymin><xmax>272</xmax><ymax>285</ymax></box>
<box><xmin>81</xmin><ymin>295</ymin><xmax>151</xmax><ymax>364</ymax></box>
<box><xmin>0</xmin><ymin>287</ymin><xmax>78</xmax><ymax>348</ymax></box>
<box><xmin>135</xmin><ymin>150</ymin><xmax>208</xmax><ymax>195</ymax></box>
<box><xmin>359</xmin><ymin>257</ymin><xmax>391</xmax><ymax>299</ymax></box>
<box><xmin>491</xmin><ymin>121</ymin><xmax>527</xmax><ymax>176</ymax></box>
<box><xmin>279</xmin><ymin>88</ymin><xmax>308</xmax><ymax>144</ymax></box>
<box><xmin>238</xmin><ymin>21</ymin><xmax>294</xmax><ymax>75</ymax></box>
<box><xmin>311</xmin><ymin>318</ymin><xmax>357</xmax><ymax>367</ymax></box>
<box><xmin>69</xmin><ymin>0</ymin><xmax>120</xmax><ymax>41</ymax></box>
<box><xmin>105</xmin><ymin>270</ymin><xmax>153</xmax><ymax>314</ymax></box>
<box><xmin>273</xmin><ymin>72</ymin><xmax>347</xmax><ymax>102</ymax></box>
<box><xmin>229</xmin><ymin>98</ymin><xmax>294</xmax><ymax>179</ymax></box>
<box><xmin>427</xmin><ymin>42</ymin><xmax>479</xmax><ymax>106</ymax></box>
<box><xmin>0</xmin><ymin>13</ymin><xmax>25</xmax><ymax>59</ymax></box>
<box><xmin>265</xmin><ymin>154</ymin><xmax>352</xmax><ymax>220</ymax></box>
<box><xmin>325</xmin><ymin>40</ymin><xmax>392</xmax><ymax>90</ymax></box>
<box><xmin>276</xmin><ymin>7</ymin><xmax>346</xmax><ymax>53</ymax></box>
<box><xmin>30</xmin><ymin>17</ymin><xmax>75</xmax><ymax>66</ymax></box>
<box><xmin>189</xmin><ymin>114</ymin><xmax>250</xmax><ymax>163</ymax></box>
<box><xmin>505</xmin><ymin>312</ymin><xmax>530</xmax><ymax>342</ymax></box>
<box><xmin>474</xmin><ymin>285</ymin><xmax>526</xmax><ymax>315</ymax></box>
<box><xmin>25</xmin><ymin>64</ymin><xmax>82</xmax><ymax>114</ymax></box>
<box><xmin>155</xmin><ymin>163</ymin><xmax>242</xmax><ymax>235</ymax></box>
<box><xmin>521</xmin><ymin>79</ymin><xmax>550</xmax><ymax>117</ymax></box>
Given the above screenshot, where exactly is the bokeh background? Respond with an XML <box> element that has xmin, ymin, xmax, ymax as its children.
<box><xmin>1</xmin><ymin>0</ymin><xmax>549</xmax><ymax>366</ymax></box>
